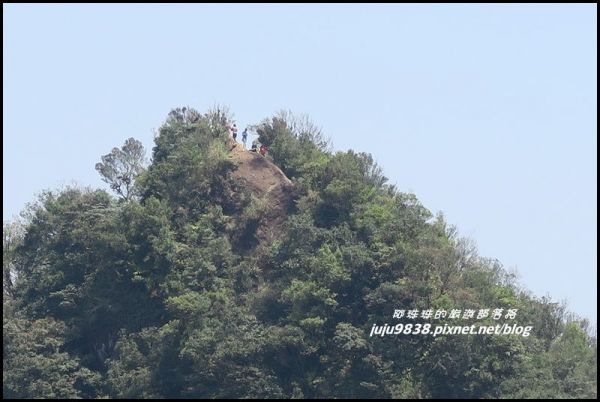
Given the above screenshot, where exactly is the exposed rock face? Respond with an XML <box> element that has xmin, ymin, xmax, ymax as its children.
<box><xmin>228</xmin><ymin>140</ymin><xmax>294</xmax><ymax>244</ymax></box>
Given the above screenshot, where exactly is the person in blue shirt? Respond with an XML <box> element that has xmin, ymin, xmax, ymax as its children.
<box><xmin>241</xmin><ymin>128</ymin><xmax>248</xmax><ymax>146</ymax></box>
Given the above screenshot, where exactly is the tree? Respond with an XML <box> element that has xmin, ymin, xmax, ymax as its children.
<box><xmin>3</xmin><ymin>219</ymin><xmax>24</xmax><ymax>297</ymax></box>
<box><xmin>3</xmin><ymin>315</ymin><xmax>103</xmax><ymax>398</ymax></box>
<box><xmin>95</xmin><ymin>138</ymin><xmax>146</xmax><ymax>201</ymax></box>
<box><xmin>14</xmin><ymin>187</ymin><xmax>164</xmax><ymax>371</ymax></box>
<box><xmin>255</xmin><ymin>111</ymin><xmax>330</xmax><ymax>183</ymax></box>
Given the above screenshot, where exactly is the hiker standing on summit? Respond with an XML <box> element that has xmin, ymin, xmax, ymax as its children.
<box><xmin>241</xmin><ymin>128</ymin><xmax>248</xmax><ymax>147</ymax></box>
<box><xmin>232</xmin><ymin>123</ymin><xmax>238</xmax><ymax>141</ymax></box>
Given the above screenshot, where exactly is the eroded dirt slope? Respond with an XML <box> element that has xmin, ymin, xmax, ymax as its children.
<box><xmin>228</xmin><ymin>140</ymin><xmax>294</xmax><ymax>244</ymax></box>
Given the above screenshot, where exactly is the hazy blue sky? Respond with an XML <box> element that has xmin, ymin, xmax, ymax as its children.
<box><xmin>4</xmin><ymin>4</ymin><xmax>596</xmax><ymax>322</ymax></box>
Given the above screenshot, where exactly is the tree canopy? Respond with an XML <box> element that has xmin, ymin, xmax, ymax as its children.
<box><xmin>95</xmin><ymin>137</ymin><xmax>146</xmax><ymax>201</ymax></box>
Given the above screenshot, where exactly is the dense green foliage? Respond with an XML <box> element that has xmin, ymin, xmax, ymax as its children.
<box><xmin>4</xmin><ymin>108</ymin><xmax>596</xmax><ymax>398</ymax></box>
<box><xmin>95</xmin><ymin>137</ymin><xmax>146</xmax><ymax>201</ymax></box>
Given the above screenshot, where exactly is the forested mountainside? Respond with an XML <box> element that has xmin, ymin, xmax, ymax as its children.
<box><xmin>3</xmin><ymin>107</ymin><xmax>596</xmax><ymax>399</ymax></box>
